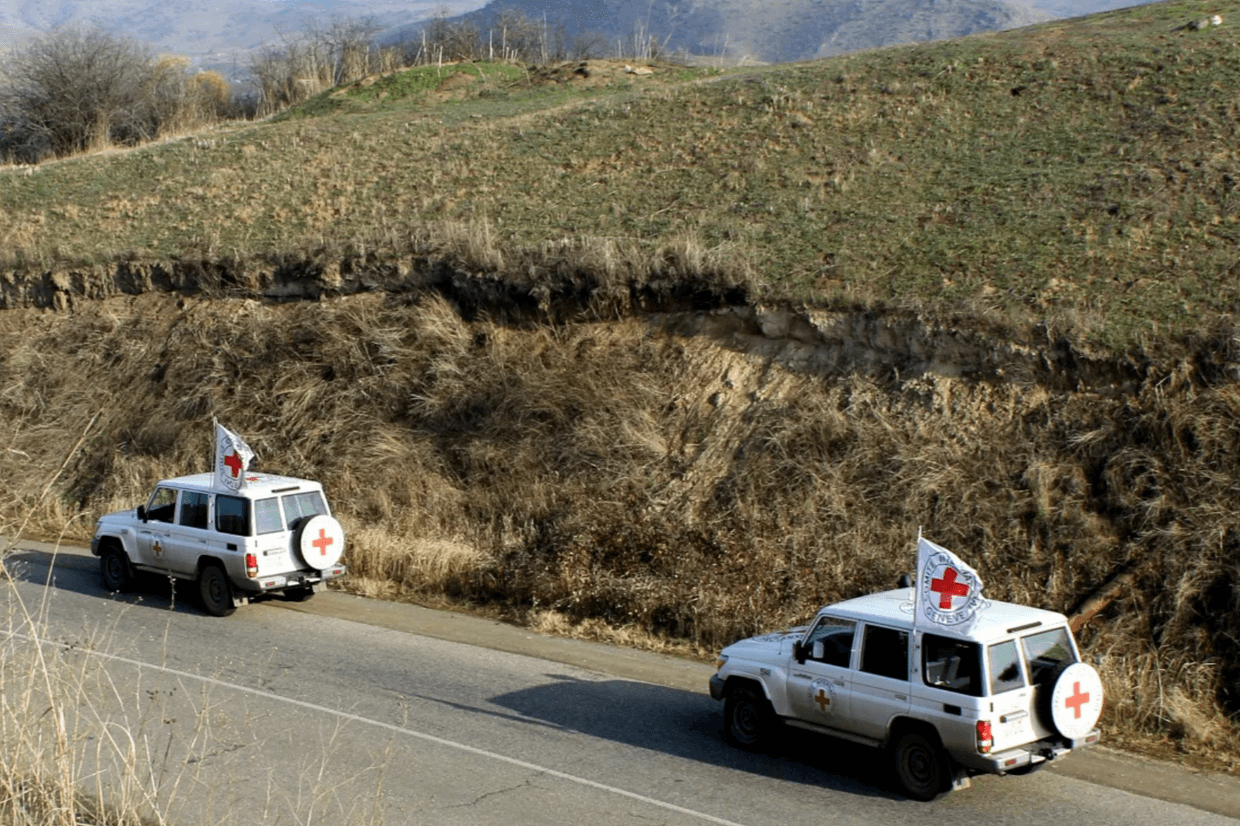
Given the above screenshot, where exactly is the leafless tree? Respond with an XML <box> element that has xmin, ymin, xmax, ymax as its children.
<box><xmin>0</xmin><ymin>25</ymin><xmax>153</xmax><ymax>161</ymax></box>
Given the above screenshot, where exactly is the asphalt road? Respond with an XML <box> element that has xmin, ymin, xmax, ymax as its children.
<box><xmin>2</xmin><ymin>539</ymin><xmax>1238</xmax><ymax>826</ymax></box>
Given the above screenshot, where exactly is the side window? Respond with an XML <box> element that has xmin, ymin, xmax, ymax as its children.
<box><xmin>988</xmin><ymin>640</ymin><xmax>1025</xmax><ymax>694</ymax></box>
<box><xmin>922</xmin><ymin>634</ymin><xmax>983</xmax><ymax>696</ymax></box>
<box><xmin>147</xmin><ymin>487</ymin><xmax>178</xmax><ymax>523</ymax></box>
<box><xmin>282</xmin><ymin>491</ymin><xmax>327</xmax><ymax>530</ymax></box>
<box><xmin>215</xmin><ymin>495</ymin><xmax>250</xmax><ymax>537</ymax></box>
<box><xmin>803</xmin><ymin>617</ymin><xmax>856</xmax><ymax>668</ymax></box>
<box><xmin>255</xmin><ymin>498</ymin><xmax>284</xmax><ymax>535</ymax></box>
<box><xmin>178</xmin><ymin>491</ymin><xmax>209</xmax><ymax>529</ymax></box>
<box><xmin>860</xmin><ymin>625</ymin><xmax>910</xmax><ymax>681</ymax></box>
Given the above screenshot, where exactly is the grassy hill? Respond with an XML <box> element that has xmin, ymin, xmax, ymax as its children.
<box><xmin>4</xmin><ymin>0</ymin><xmax>1240</xmax><ymax>772</ymax></box>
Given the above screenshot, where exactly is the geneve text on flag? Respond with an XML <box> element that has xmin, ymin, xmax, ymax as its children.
<box><xmin>915</xmin><ymin>535</ymin><xmax>989</xmax><ymax>632</ymax></box>
<box><xmin>214</xmin><ymin>423</ymin><xmax>256</xmax><ymax>492</ymax></box>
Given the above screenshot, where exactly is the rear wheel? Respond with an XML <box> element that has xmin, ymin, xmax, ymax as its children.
<box><xmin>724</xmin><ymin>684</ymin><xmax>777</xmax><ymax>750</ymax></box>
<box><xmin>100</xmin><ymin>546</ymin><xmax>133</xmax><ymax>592</ymax></box>
<box><xmin>198</xmin><ymin>564</ymin><xmax>236</xmax><ymax>617</ymax></box>
<box><xmin>892</xmin><ymin>730</ymin><xmax>949</xmax><ymax>801</ymax></box>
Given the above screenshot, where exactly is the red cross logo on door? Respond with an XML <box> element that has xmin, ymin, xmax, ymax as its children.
<box><xmin>1065</xmin><ymin>682</ymin><xmax>1090</xmax><ymax>719</ymax></box>
<box><xmin>930</xmin><ymin>567</ymin><xmax>970</xmax><ymax>609</ymax></box>
<box><xmin>312</xmin><ymin>528</ymin><xmax>334</xmax><ymax>557</ymax></box>
<box><xmin>814</xmin><ymin>688</ymin><xmax>830</xmax><ymax>711</ymax></box>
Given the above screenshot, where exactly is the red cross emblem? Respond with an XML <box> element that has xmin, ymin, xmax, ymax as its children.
<box><xmin>223</xmin><ymin>450</ymin><xmax>243</xmax><ymax>478</ymax></box>
<box><xmin>814</xmin><ymin>688</ymin><xmax>831</xmax><ymax>711</ymax></box>
<box><xmin>1064</xmin><ymin>682</ymin><xmax>1090</xmax><ymax>719</ymax></box>
<box><xmin>312</xmin><ymin>528</ymin><xmax>335</xmax><ymax>557</ymax></box>
<box><xmin>930</xmin><ymin>567</ymin><xmax>970</xmax><ymax>609</ymax></box>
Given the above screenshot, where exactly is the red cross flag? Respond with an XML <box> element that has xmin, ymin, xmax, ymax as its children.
<box><xmin>214</xmin><ymin>422</ymin><xmax>256</xmax><ymax>492</ymax></box>
<box><xmin>914</xmin><ymin>534</ymin><xmax>989</xmax><ymax>633</ymax></box>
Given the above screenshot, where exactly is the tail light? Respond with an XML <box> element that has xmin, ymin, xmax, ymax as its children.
<box><xmin>245</xmin><ymin>553</ymin><xmax>258</xmax><ymax>577</ymax></box>
<box><xmin>976</xmin><ymin>720</ymin><xmax>993</xmax><ymax>754</ymax></box>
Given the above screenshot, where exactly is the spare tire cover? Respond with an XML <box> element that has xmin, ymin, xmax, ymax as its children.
<box><xmin>1048</xmin><ymin>662</ymin><xmax>1103</xmax><ymax>740</ymax></box>
<box><xmin>296</xmin><ymin>514</ymin><xmax>345</xmax><ymax>570</ymax></box>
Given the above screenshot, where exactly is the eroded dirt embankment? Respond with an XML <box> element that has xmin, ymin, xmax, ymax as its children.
<box><xmin>4</xmin><ymin>256</ymin><xmax>1213</xmax><ymax>394</ymax></box>
<box><xmin>4</xmin><ymin>257</ymin><xmax>1240</xmax><ymax>762</ymax></box>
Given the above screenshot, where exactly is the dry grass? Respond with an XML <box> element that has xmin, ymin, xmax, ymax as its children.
<box><xmin>3</xmin><ymin>288</ymin><xmax>1240</xmax><ymax>770</ymax></box>
<box><xmin>3</xmin><ymin>0</ymin><xmax>1240</xmax><ymax>778</ymax></box>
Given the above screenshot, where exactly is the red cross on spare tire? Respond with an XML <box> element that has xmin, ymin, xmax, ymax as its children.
<box><xmin>1044</xmin><ymin>661</ymin><xmax>1104</xmax><ymax>740</ymax></box>
<box><xmin>295</xmin><ymin>514</ymin><xmax>345</xmax><ymax>570</ymax></box>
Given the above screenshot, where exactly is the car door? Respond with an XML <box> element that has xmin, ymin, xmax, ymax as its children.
<box><xmin>134</xmin><ymin>486</ymin><xmax>178</xmax><ymax>569</ymax></box>
<box><xmin>848</xmin><ymin>622</ymin><xmax>912</xmax><ymax>741</ymax></box>
<box><xmin>164</xmin><ymin>490</ymin><xmax>211</xmax><ymax>576</ymax></box>
<box><xmin>786</xmin><ymin>615</ymin><xmax>855</xmax><ymax>727</ymax></box>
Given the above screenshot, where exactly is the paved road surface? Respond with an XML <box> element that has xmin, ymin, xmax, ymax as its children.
<box><xmin>2</xmin><ymin>539</ymin><xmax>1237</xmax><ymax>825</ymax></box>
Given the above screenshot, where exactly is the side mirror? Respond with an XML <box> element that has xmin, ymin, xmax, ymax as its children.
<box><xmin>137</xmin><ymin>505</ymin><xmax>147</xmax><ymax>522</ymax></box>
<box><xmin>792</xmin><ymin>641</ymin><xmax>807</xmax><ymax>664</ymax></box>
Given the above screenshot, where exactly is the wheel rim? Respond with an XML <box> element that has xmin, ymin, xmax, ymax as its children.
<box><xmin>730</xmin><ymin>698</ymin><xmax>760</xmax><ymax>743</ymax></box>
<box><xmin>899</xmin><ymin>738</ymin><xmax>938</xmax><ymax>793</ymax></box>
<box><xmin>203</xmin><ymin>569</ymin><xmax>228</xmax><ymax>609</ymax></box>
<box><xmin>103</xmin><ymin>553</ymin><xmax>123</xmax><ymax>587</ymax></box>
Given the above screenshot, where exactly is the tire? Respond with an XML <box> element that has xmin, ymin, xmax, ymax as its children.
<box><xmin>100</xmin><ymin>546</ymin><xmax>133</xmax><ymax>592</ymax></box>
<box><xmin>198</xmin><ymin>563</ymin><xmax>236</xmax><ymax>617</ymax></box>
<box><xmin>724</xmin><ymin>684</ymin><xmax>777</xmax><ymax>750</ymax></box>
<box><xmin>892</xmin><ymin>730</ymin><xmax>949</xmax><ymax>801</ymax></box>
<box><xmin>284</xmin><ymin>586</ymin><xmax>315</xmax><ymax>602</ymax></box>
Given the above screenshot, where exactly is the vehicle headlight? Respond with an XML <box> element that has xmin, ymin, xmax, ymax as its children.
<box><xmin>714</xmin><ymin>654</ymin><xmax>729</xmax><ymax>671</ymax></box>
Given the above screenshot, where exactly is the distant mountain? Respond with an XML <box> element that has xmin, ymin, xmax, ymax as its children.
<box><xmin>0</xmin><ymin>0</ymin><xmax>1161</xmax><ymax>71</ymax></box>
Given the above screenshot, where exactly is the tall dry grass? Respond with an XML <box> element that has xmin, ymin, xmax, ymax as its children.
<box><xmin>2</xmin><ymin>284</ymin><xmax>1239</xmax><ymax>767</ymax></box>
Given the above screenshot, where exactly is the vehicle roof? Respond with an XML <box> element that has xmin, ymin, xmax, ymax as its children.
<box><xmin>157</xmin><ymin>472</ymin><xmax>324</xmax><ymax>498</ymax></box>
<box><xmin>821</xmin><ymin>588</ymin><xmax>1070</xmax><ymax>644</ymax></box>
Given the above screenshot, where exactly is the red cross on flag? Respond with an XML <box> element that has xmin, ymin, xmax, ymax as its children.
<box><xmin>214</xmin><ymin>422</ymin><xmax>256</xmax><ymax>492</ymax></box>
<box><xmin>914</xmin><ymin>534</ymin><xmax>989</xmax><ymax>633</ymax></box>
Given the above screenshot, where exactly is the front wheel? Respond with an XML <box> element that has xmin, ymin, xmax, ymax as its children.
<box><xmin>198</xmin><ymin>564</ymin><xmax>236</xmax><ymax>617</ymax></box>
<box><xmin>892</xmin><ymin>730</ymin><xmax>949</xmax><ymax>801</ymax></box>
<box><xmin>724</xmin><ymin>684</ymin><xmax>777</xmax><ymax>750</ymax></box>
<box><xmin>100</xmin><ymin>547</ymin><xmax>133</xmax><ymax>592</ymax></box>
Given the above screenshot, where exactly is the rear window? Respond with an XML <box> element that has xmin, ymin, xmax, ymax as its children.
<box><xmin>254</xmin><ymin>498</ymin><xmax>284</xmax><ymax>535</ymax></box>
<box><xmin>1021</xmin><ymin>627</ymin><xmax>1078</xmax><ymax>684</ymax></box>
<box><xmin>987</xmin><ymin>639</ymin><xmax>1025</xmax><ymax>694</ymax></box>
<box><xmin>922</xmin><ymin>634</ymin><xmax>982</xmax><ymax>696</ymax></box>
<box><xmin>282</xmin><ymin>491</ymin><xmax>327</xmax><ymax>529</ymax></box>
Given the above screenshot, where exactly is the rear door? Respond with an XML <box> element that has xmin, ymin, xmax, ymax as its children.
<box><xmin>848</xmin><ymin>623</ymin><xmax>912</xmax><ymax>741</ymax></box>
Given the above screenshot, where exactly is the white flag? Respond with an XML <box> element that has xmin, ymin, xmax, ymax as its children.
<box><xmin>214</xmin><ymin>423</ymin><xmax>256</xmax><ymax>492</ymax></box>
<box><xmin>914</xmin><ymin>534</ymin><xmax>989</xmax><ymax>633</ymax></box>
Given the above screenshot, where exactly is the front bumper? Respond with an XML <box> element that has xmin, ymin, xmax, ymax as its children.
<box><xmin>709</xmin><ymin>675</ymin><xmax>726</xmax><ymax>701</ymax></box>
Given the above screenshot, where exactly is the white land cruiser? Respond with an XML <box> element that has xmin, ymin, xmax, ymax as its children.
<box><xmin>709</xmin><ymin>587</ymin><xmax>1103</xmax><ymax>800</ymax></box>
<box><xmin>91</xmin><ymin>472</ymin><xmax>347</xmax><ymax>616</ymax></box>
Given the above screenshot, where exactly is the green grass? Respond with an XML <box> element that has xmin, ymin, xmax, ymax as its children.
<box><xmin>2</xmin><ymin>4</ymin><xmax>1235</xmax><ymax>347</ymax></box>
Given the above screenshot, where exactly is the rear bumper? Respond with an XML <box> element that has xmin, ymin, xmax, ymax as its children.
<box><xmin>963</xmin><ymin>729</ymin><xmax>1101</xmax><ymax>774</ymax></box>
<box><xmin>246</xmin><ymin>564</ymin><xmax>347</xmax><ymax>592</ymax></box>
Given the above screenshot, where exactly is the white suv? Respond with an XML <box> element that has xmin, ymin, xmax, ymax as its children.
<box><xmin>709</xmin><ymin>588</ymin><xmax>1103</xmax><ymax>800</ymax></box>
<box><xmin>91</xmin><ymin>472</ymin><xmax>347</xmax><ymax>616</ymax></box>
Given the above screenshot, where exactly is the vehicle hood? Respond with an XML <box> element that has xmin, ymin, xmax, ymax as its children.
<box><xmin>722</xmin><ymin>625</ymin><xmax>809</xmax><ymax>661</ymax></box>
<box><xmin>96</xmin><ymin>508</ymin><xmax>139</xmax><ymax>527</ymax></box>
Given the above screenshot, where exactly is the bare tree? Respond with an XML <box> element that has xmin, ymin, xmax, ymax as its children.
<box><xmin>0</xmin><ymin>24</ymin><xmax>153</xmax><ymax>161</ymax></box>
